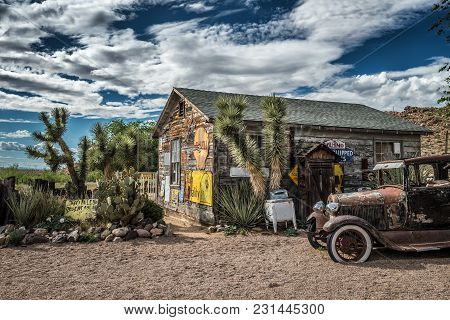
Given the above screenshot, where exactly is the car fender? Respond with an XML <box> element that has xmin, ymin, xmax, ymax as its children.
<box><xmin>323</xmin><ymin>215</ymin><xmax>406</xmax><ymax>251</ymax></box>
<box><xmin>306</xmin><ymin>212</ymin><xmax>329</xmax><ymax>230</ymax></box>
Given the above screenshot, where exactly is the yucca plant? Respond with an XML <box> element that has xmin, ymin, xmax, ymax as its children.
<box><xmin>214</xmin><ymin>96</ymin><xmax>265</xmax><ymax>198</ymax></box>
<box><xmin>260</xmin><ymin>95</ymin><xmax>288</xmax><ymax>190</ymax></box>
<box><xmin>7</xmin><ymin>189</ymin><xmax>65</xmax><ymax>228</ymax></box>
<box><xmin>216</xmin><ymin>181</ymin><xmax>264</xmax><ymax>228</ymax></box>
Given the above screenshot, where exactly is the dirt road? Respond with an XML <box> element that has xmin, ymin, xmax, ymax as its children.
<box><xmin>0</xmin><ymin>229</ymin><xmax>449</xmax><ymax>300</ymax></box>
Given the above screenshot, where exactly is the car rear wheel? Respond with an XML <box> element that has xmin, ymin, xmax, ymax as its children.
<box><xmin>327</xmin><ymin>225</ymin><xmax>372</xmax><ymax>263</ymax></box>
<box><xmin>307</xmin><ymin>221</ymin><xmax>327</xmax><ymax>249</ymax></box>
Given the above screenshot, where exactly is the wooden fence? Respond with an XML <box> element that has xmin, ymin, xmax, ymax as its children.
<box><xmin>138</xmin><ymin>172</ymin><xmax>158</xmax><ymax>200</ymax></box>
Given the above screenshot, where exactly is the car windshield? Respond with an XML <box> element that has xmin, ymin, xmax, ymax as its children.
<box><xmin>372</xmin><ymin>162</ymin><xmax>405</xmax><ymax>187</ymax></box>
<box><xmin>377</xmin><ymin>168</ymin><xmax>404</xmax><ymax>186</ymax></box>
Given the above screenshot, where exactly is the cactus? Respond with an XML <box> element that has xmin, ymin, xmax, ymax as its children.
<box><xmin>95</xmin><ymin>168</ymin><xmax>146</xmax><ymax>225</ymax></box>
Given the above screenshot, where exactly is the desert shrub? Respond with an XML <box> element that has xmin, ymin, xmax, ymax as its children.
<box><xmin>7</xmin><ymin>189</ymin><xmax>65</xmax><ymax>228</ymax></box>
<box><xmin>36</xmin><ymin>215</ymin><xmax>76</xmax><ymax>232</ymax></box>
<box><xmin>79</xmin><ymin>232</ymin><xmax>99</xmax><ymax>243</ymax></box>
<box><xmin>284</xmin><ymin>227</ymin><xmax>297</xmax><ymax>237</ymax></box>
<box><xmin>141</xmin><ymin>199</ymin><xmax>163</xmax><ymax>221</ymax></box>
<box><xmin>216</xmin><ymin>181</ymin><xmax>264</xmax><ymax>229</ymax></box>
<box><xmin>8</xmin><ymin>229</ymin><xmax>24</xmax><ymax>246</ymax></box>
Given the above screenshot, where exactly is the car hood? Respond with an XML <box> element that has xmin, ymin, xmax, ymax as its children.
<box><xmin>328</xmin><ymin>186</ymin><xmax>405</xmax><ymax>206</ymax></box>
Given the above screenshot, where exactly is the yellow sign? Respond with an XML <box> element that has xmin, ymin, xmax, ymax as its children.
<box><xmin>193</xmin><ymin>126</ymin><xmax>209</xmax><ymax>170</ymax></box>
<box><xmin>333</xmin><ymin>163</ymin><xmax>344</xmax><ymax>193</ymax></box>
<box><xmin>65</xmin><ymin>199</ymin><xmax>98</xmax><ymax>221</ymax></box>
<box><xmin>289</xmin><ymin>165</ymin><xmax>298</xmax><ymax>186</ymax></box>
<box><xmin>185</xmin><ymin>170</ymin><xmax>213</xmax><ymax>206</ymax></box>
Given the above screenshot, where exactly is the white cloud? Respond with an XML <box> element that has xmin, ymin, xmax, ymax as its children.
<box><xmin>175</xmin><ymin>2</ymin><xmax>215</xmax><ymax>13</ymax></box>
<box><xmin>0</xmin><ymin>0</ymin><xmax>441</xmax><ymax>119</ymax></box>
<box><xmin>0</xmin><ymin>141</ymin><xmax>27</xmax><ymax>151</ymax></box>
<box><xmin>0</xmin><ymin>130</ymin><xmax>31</xmax><ymax>138</ymax></box>
<box><xmin>300</xmin><ymin>58</ymin><xmax>448</xmax><ymax>111</ymax></box>
<box><xmin>0</xmin><ymin>118</ymin><xmax>38</xmax><ymax>123</ymax></box>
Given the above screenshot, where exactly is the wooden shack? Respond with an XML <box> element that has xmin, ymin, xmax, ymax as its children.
<box><xmin>153</xmin><ymin>87</ymin><xmax>430</xmax><ymax>224</ymax></box>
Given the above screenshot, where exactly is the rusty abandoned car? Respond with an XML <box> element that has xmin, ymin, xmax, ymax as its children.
<box><xmin>306</xmin><ymin>154</ymin><xmax>450</xmax><ymax>263</ymax></box>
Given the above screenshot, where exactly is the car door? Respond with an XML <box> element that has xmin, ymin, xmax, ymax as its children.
<box><xmin>406</xmin><ymin>163</ymin><xmax>450</xmax><ymax>230</ymax></box>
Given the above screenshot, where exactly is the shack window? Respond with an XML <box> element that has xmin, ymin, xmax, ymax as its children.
<box><xmin>170</xmin><ymin>139</ymin><xmax>181</xmax><ymax>185</ymax></box>
<box><xmin>375</xmin><ymin>142</ymin><xmax>401</xmax><ymax>163</ymax></box>
<box><xmin>178</xmin><ymin>101</ymin><xmax>185</xmax><ymax>118</ymax></box>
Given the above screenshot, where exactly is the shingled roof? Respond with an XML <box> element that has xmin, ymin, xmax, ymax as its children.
<box><xmin>174</xmin><ymin>87</ymin><xmax>430</xmax><ymax>134</ymax></box>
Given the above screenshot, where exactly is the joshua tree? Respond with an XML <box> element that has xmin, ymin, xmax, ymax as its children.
<box><xmin>90</xmin><ymin>123</ymin><xmax>116</xmax><ymax>179</ymax></box>
<box><xmin>26</xmin><ymin>107</ymin><xmax>88</xmax><ymax>197</ymax></box>
<box><xmin>214</xmin><ymin>96</ymin><xmax>266</xmax><ymax>198</ymax></box>
<box><xmin>260</xmin><ymin>95</ymin><xmax>288</xmax><ymax>190</ymax></box>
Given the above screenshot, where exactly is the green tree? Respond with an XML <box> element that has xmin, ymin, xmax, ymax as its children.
<box><xmin>214</xmin><ymin>96</ymin><xmax>265</xmax><ymax>198</ymax></box>
<box><xmin>430</xmin><ymin>0</ymin><xmax>450</xmax><ymax>105</ymax></box>
<box><xmin>260</xmin><ymin>95</ymin><xmax>288</xmax><ymax>190</ymax></box>
<box><xmin>89</xmin><ymin>120</ymin><xmax>158</xmax><ymax>175</ymax></box>
<box><xmin>89</xmin><ymin>123</ymin><xmax>116</xmax><ymax>179</ymax></box>
<box><xmin>26</xmin><ymin>108</ymin><xmax>88</xmax><ymax>197</ymax></box>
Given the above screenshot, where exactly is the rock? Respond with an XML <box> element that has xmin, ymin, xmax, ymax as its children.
<box><xmin>136</xmin><ymin>229</ymin><xmax>151</xmax><ymax>238</ymax></box>
<box><xmin>112</xmin><ymin>236</ymin><xmax>123</xmax><ymax>242</ymax></box>
<box><xmin>95</xmin><ymin>227</ymin><xmax>104</xmax><ymax>234</ymax></box>
<box><xmin>216</xmin><ymin>225</ymin><xmax>224</xmax><ymax>232</ymax></box>
<box><xmin>0</xmin><ymin>224</ymin><xmax>14</xmax><ymax>235</ymax></box>
<box><xmin>207</xmin><ymin>226</ymin><xmax>217</xmax><ymax>233</ymax></box>
<box><xmin>0</xmin><ymin>234</ymin><xmax>9</xmax><ymax>246</ymax></box>
<box><xmin>87</xmin><ymin>227</ymin><xmax>95</xmax><ymax>234</ymax></box>
<box><xmin>17</xmin><ymin>226</ymin><xmax>27</xmax><ymax>237</ymax></box>
<box><xmin>105</xmin><ymin>234</ymin><xmax>114</xmax><ymax>242</ymax></box>
<box><xmin>100</xmin><ymin>229</ymin><xmax>111</xmax><ymax>240</ymax></box>
<box><xmin>124</xmin><ymin>230</ymin><xmax>138</xmax><ymax>241</ymax></box>
<box><xmin>34</xmin><ymin>228</ymin><xmax>48</xmax><ymax>236</ymax></box>
<box><xmin>67</xmin><ymin>230</ymin><xmax>79</xmax><ymax>242</ymax></box>
<box><xmin>23</xmin><ymin>233</ymin><xmax>49</xmax><ymax>245</ymax></box>
<box><xmin>150</xmin><ymin>228</ymin><xmax>164</xmax><ymax>237</ymax></box>
<box><xmin>144</xmin><ymin>224</ymin><xmax>153</xmax><ymax>232</ymax></box>
<box><xmin>106</xmin><ymin>222</ymin><xmax>113</xmax><ymax>230</ymax></box>
<box><xmin>164</xmin><ymin>224</ymin><xmax>173</xmax><ymax>237</ymax></box>
<box><xmin>52</xmin><ymin>233</ymin><xmax>67</xmax><ymax>243</ymax></box>
<box><xmin>112</xmin><ymin>227</ymin><xmax>129</xmax><ymax>237</ymax></box>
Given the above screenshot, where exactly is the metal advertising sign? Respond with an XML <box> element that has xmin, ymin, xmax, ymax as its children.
<box><xmin>184</xmin><ymin>170</ymin><xmax>213</xmax><ymax>206</ymax></box>
<box><xmin>193</xmin><ymin>126</ymin><xmax>209</xmax><ymax>170</ymax></box>
<box><xmin>325</xmin><ymin>139</ymin><xmax>354</xmax><ymax>163</ymax></box>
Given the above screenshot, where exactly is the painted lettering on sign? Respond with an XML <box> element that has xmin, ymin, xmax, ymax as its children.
<box><xmin>65</xmin><ymin>199</ymin><xmax>98</xmax><ymax>221</ymax></box>
<box><xmin>333</xmin><ymin>148</ymin><xmax>354</xmax><ymax>163</ymax></box>
<box><xmin>325</xmin><ymin>139</ymin><xmax>346</xmax><ymax>149</ymax></box>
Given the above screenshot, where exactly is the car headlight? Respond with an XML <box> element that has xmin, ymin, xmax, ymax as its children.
<box><xmin>313</xmin><ymin>201</ymin><xmax>325</xmax><ymax>214</ymax></box>
<box><xmin>326</xmin><ymin>202</ymin><xmax>340</xmax><ymax>216</ymax></box>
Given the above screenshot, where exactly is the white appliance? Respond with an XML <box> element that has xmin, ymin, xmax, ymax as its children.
<box><xmin>265</xmin><ymin>190</ymin><xmax>297</xmax><ymax>233</ymax></box>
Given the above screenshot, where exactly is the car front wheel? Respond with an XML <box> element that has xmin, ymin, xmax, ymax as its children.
<box><xmin>307</xmin><ymin>221</ymin><xmax>327</xmax><ymax>249</ymax></box>
<box><xmin>327</xmin><ymin>225</ymin><xmax>373</xmax><ymax>263</ymax></box>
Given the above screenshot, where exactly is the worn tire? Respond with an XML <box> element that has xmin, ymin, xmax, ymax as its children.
<box><xmin>327</xmin><ymin>225</ymin><xmax>372</xmax><ymax>263</ymax></box>
<box><xmin>307</xmin><ymin>221</ymin><xmax>326</xmax><ymax>249</ymax></box>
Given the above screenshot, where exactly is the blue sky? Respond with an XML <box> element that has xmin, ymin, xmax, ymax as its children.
<box><xmin>0</xmin><ymin>0</ymin><xmax>448</xmax><ymax>168</ymax></box>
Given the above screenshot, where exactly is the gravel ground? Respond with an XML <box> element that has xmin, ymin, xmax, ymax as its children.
<box><xmin>0</xmin><ymin>227</ymin><xmax>449</xmax><ymax>300</ymax></box>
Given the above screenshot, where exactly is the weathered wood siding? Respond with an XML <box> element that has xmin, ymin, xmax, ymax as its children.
<box><xmin>157</xmin><ymin>94</ymin><xmax>215</xmax><ymax>224</ymax></box>
<box><xmin>294</xmin><ymin>126</ymin><xmax>421</xmax><ymax>190</ymax></box>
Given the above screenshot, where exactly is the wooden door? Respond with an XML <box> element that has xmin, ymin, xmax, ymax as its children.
<box><xmin>306</xmin><ymin>161</ymin><xmax>335</xmax><ymax>212</ymax></box>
